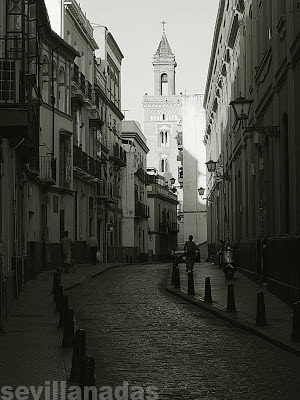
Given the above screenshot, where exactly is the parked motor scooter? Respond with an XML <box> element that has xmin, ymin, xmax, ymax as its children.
<box><xmin>218</xmin><ymin>240</ymin><xmax>237</xmax><ymax>279</ymax></box>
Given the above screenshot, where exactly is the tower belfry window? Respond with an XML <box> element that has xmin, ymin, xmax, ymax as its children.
<box><xmin>160</xmin><ymin>131</ymin><xmax>169</xmax><ymax>147</ymax></box>
<box><xmin>161</xmin><ymin>73</ymin><xmax>168</xmax><ymax>95</ymax></box>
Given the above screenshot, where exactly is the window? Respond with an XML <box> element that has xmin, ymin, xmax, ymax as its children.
<box><xmin>161</xmin><ymin>158</ymin><xmax>168</xmax><ymax>173</ymax></box>
<box><xmin>160</xmin><ymin>131</ymin><xmax>169</xmax><ymax>147</ymax></box>
<box><xmin>59</xmin><ymin>134</ymin><xmax>71</xmax><ymax>188</ymax></box>
<box><xmin>0</xmin><ymin>60</ymin><xmax>15</xmax><ymax>103</ymax></box>
<box><xmin>58</xmin><ymin>66</ymin><xmax>65</xmax><ymax>112</ymax></box>
<box><xmin>161</xmin><ymin>73</ymin><xmax>168</xmax><ymax>95</ymax></box>
<box><xmin>42</xmin><ymin>55</ymin><xmax>50</xmax><ymax>104</ymax></box>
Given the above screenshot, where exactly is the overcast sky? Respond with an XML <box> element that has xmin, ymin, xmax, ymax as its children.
<box><xmin>80</xmin><ymin>0</ymin><xmax>219</xmax><ymax>124</ymax></box>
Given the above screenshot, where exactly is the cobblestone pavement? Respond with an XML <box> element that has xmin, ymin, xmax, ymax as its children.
<box><xmin>68</xmin><ymin>263</ymin><xmax>300</xmax><ymax>400</ymax></box>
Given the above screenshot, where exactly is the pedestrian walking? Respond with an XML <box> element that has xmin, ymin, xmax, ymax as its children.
<box><xmin>88</xmin><ymin>234</ymin><xmax>98</xmax><ymax>265</ymax></box>
<box><xmin>61</xmin><ymin>231</ymin><xmax>72</xmax><ymax>273</ymax></box>
<box><xmin>184</xmin><ymin>235</ymin><xmax>197</xmax><ymax>272</ymax></box>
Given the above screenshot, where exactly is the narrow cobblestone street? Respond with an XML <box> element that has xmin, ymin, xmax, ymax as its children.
<box><xmin>68</xmin><ymin>264</ymin><xmax>300</xmax><ymax>400</ymax></box>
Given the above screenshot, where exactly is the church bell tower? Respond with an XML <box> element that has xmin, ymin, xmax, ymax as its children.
<box><xmin>153</xmin><ymin>21</ymin><xmax>177</xmax><ymax>96</ymax></box>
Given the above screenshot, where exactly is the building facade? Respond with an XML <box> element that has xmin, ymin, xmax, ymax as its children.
<box><xmin>0</xmin><ymin>0</ymin><xmax>78</xmax><ymax>327</ymax></box>
<box><xmin>0</xmin><ymin>0</ymin><xmax>127</xmax><ymax>327</ymax></box>
<box><xmin>204</xmin><ymin>0</ymin><xmax>300</xmax><ymax>304</ymax></box>
<box><xmin>121</xmin><ymin>121</ymin><xmax>150</xmax><ymax>262</ymax></box>
<box><xmin>45</xmin><ymin>0</ymin><xmax>126</xmax><ymax>263</ymax></box>
<box><xmin>182</xmin><ymin>94</ymin><xmax>207</xmax><ymax>248</ymax></box>
<box><xmin>147</xmin><ymin>174</ymin><xmax>178</xmax><ymax>261</ymax></box>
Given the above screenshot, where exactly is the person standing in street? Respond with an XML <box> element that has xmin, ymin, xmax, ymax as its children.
<box><xmin>61</xmin><ymin>231</ymin><xmax>72</xmax><ymax>273</ymax></box>
<box><xmin>88</xmin><ymin>234</ymin><xmax>98</xmax><ymax>265</ymax></box>
<box><xmin>184</xmin><ymin>234</ymin><xmax>197</xmax><ymax>272</ymax></box>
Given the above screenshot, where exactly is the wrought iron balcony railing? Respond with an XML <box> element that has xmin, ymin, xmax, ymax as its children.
<box><xmin>135</xmin><ymin>166</ymin><xmax>149</xmax><ymax>184</ymax></box>
<box><xmin>135</xmin><ymin>200</ymin><xmax>150</xmax><ymax>219</ymax></box>
<box><xmin>39</xmin><ymin>155</ymin><xmax>56</xmax><ymax>184</ymax></box>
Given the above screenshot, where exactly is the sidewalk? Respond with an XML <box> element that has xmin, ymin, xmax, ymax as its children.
<box><xmin>0</xmin><ymin>262</ymin><xmax>127</xmax><ymax>389</ymax></box>
<box><xmin>166</xmin><ymin>261</ymin><xmax>300</xmax><ymax>357</ymax></box>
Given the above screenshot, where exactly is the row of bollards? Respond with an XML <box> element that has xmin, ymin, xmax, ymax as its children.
<box><xmin>52</xmin><ymin>269</ymin><xmax>96</xmax><ymax>388</ymax></box>
<box><xmin>171</xmin><ymin>258</ymin><xmax>300</xmax><ymax>342</ymax></box>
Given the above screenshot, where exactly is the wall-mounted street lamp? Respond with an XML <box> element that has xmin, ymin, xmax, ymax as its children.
<box><xmin>197</xmin><ymin>187</ymin><xmax>214</xmax><ymax>202</ymax></box>
<box><xmin>169</xmin><ymin>177</ymin><xmax>179</xmax><ymax>193</ymax></box>
<box><xmin>197</xmin><ymin>187</ymin><xmax>205</xmax><ymax>197</ymax></box>
<box><xmin>205</xmin><ymin>160</ymin><xmax>228</xmax><ymax>180</ymax></box>
<box><xmin>205</xmin><ymin>159</ymin><xmax>217</xmax><ymax>173</ymax></box>
<box><xmin>229</xmin><ymin>96</ymin><xmax>279</xmax><ymax>136</ymax></box>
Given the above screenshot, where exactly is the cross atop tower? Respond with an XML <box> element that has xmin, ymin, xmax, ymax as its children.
<box><xmin>161</xmin><ymin>20</ymin><xmax>167</xmax><ymax>32</ymax></box>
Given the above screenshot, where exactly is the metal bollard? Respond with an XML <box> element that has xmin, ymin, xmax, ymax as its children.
<box><xmin>62</xmin><ymin>307</ymin><xmax>74</xmax><ymax>347</ymax></box>
<box><xmin>291</xmin><ymin>301</ymin><xmax>300</xmax><ymax>342</ymax></box>
<box><xmin>204</xmin><ymin>277</ymin><xmax>212</xmax><ymax>303</ymax></box>
<box><xmin>55</xmin><ymin>284</ymin><xmax>64</xmax><ymax>312</ymax></box>
<box><xmin>256</xmin><ymin>291</ymin><xmax>267</xmax><ymax>326</ymax></box>
<box><xmin>80</xmin><ymin>355</ymin><xmax>96</xmax><ymax>387</ymax></box>
<box><xmin>58</xmin><ymin>294</ymin><xmax>69</xmax><ymax>328</ymax></box>
<box><xmin>70</xmin><ymin>329</ymin><xmax>86</xmax><ymax>383</ymax></box>
<box><xmin>227</xmin><ymin>283</ymin><xmax>236</xmax><ymax>312</ymax></box>
<box><xmin>188</xmin><ymin>271</ymin><xmax>195</xmax><ymax>295</ymax></box>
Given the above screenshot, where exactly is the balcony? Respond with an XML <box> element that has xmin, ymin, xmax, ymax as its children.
<box><xmin>39</xmin><ymin>156</ymin><xmax>56</xmax><ymax>185</ymax></box>
<box><xmin>72</xmin><ymin>65</ymin><xmax>94</xmax><ymax>106</ymax></box>
<box><xmin>176</xmin><ymin>132</ymin><xmax>183</xmax><ymax>149</ymax></box>
<box><xmin>0</xmin><ymin>55</ymin><xmax>29</xmax><ymax>138</ymax></box>
<box><xmin>72</xmin><ymin>63</ymin><xmax>79</xmax><ymax>86</ymax></box>
<box><xmin>109</xmin><ymin>143</ymin><xmax>126</xmax><ymax>167</ymax></box>
<box><xmin>80</xmin><ymin>72</ymin><xmax>86</xmax><ymax>93</ymax></box>
<box><xmin>88</xmin><ymin>156</ymin><xmax>96</xmax><ymax>176</ymax></box>
<box><xmin>159</xmin><ymin>222</ymin><xmax>169</xmax><ymax>234</ymax></box>
<box><xmin>73</xmin><ymin>145</ymin><xmax>91</xmax><ymax>182</ymax></box>
<box><xmin>96</xmin><ymin>179</ymin><xmax>108</xmax><ymax>199</ymax></box>
<box><xmin>178</xmin><ymin>166</ymin><xmax>183</xmax><ymax>187</ymax></box>
<box><xmin>168</xmin><ymin>221</ymin><xmax>179</xmax><ymax>233</ymax></box>
<box><xmin>135</xmin><ymin>200</ymin><xmax>150</xmax><ymax>219</ymax></box>
<box><xmin>73</xmin><ymin>146</ymin><xmax>102</xmax><ymax>184</ymax></box>
<box><xmin>177</xmin><ymin>150</ymin><xmax>183</xmax><ymax>162</ymax></box>
<box><xmin>87</xmin><ymin>81</ymin><xmax>92</xmax><ymax>101</ymax></box>
<box><xmin>135</xmin><ymin>166</ymin><xmax>149</xmax><ymax>184</ymax></box>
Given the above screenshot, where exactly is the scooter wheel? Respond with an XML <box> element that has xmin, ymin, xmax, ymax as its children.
<box><xmin>225</xmin><ymin>266</ymin><xmax>235</xmax><ymax>280</ymax></box>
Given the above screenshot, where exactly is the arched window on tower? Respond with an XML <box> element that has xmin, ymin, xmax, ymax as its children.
<box><xmin>160</xmin><ymin>131</ymin><xmax>169</xmax><ymax>147</ymax></box>
<box><xmin>161</xmin><ymin>158</ymin><xmax>169</xmax><ymax>173</ymax></box>
<box><xmin>161</xmin><ymin>73</ymin><xmax>168</xmax><ymax>95</ymax></box>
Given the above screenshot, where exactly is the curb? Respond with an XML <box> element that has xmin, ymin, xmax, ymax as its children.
<box><xmin>166</xmin><ymin>285</ymin><xmax>300</xmax><ymax>357</ymax></box>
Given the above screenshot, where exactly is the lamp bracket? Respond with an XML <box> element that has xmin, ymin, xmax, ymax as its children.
<box><xmin>245</xmin><ymin>126</ymin><xmax>279</xmax><ymax>137</ymax></box>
